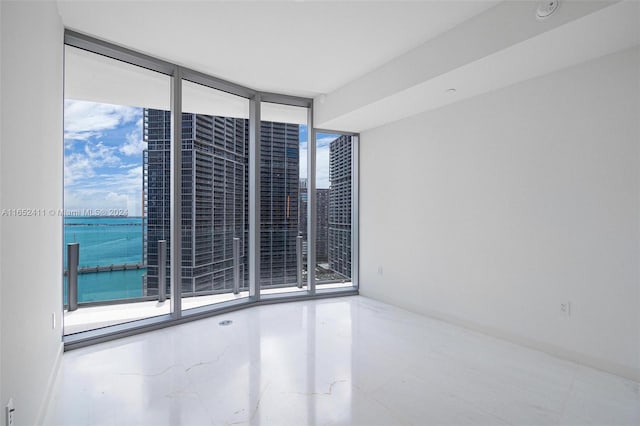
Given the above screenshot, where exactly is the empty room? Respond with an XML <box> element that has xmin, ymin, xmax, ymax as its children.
<box><xmin>0</xmin><ymin>0</ymin><xmax>638</xmax><ymax>425</ymax></box>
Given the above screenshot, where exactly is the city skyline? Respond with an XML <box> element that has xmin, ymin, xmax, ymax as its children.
<box><xmin>143</xmin><ymin>109</ymin><xmax>341</xmax><ymax>293</ymax></box>
<box><xmin>64</xmin><ymin>99</ymin><xmax>338</xmax><ymax>216</ymax></box>
<box><xmin>144</xmin><ymin>110</ymin><xmax>253</xmax><ymax>294</ymax></box>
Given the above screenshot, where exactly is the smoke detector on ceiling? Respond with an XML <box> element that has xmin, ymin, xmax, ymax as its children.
<box><xmin>536</xmin><ymin>0</ymin><xmax>559</xmax><ymax>20</ymax></box>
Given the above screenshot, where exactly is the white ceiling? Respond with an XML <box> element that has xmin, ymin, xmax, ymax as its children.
<box><xmin>56</xmin><ymin>0</ymin><xmax>499</xmax><ymax>98</ymax></box>
<box><xmin>57</xmin><ymin>1</ymin><xmax>639</xmax><ymax>132</ymax></box>
<box><xmin>315</xmin><ymin>0</ymin><xmax>640</xmax><ymax>131</ymax></box>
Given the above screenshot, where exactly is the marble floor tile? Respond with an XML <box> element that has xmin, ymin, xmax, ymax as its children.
<box><xmin>44</xmin><ymin>296</ymin><xmax>639</xmax><ymax>426</ymax></box>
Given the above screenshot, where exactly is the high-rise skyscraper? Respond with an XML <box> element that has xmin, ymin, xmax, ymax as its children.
<box><xmin>143</xmin><ymin>111</ymin><xmax>249</xmax><ymax>295</ymax></box>
<box><xmin>143</xmin><ymin>109</ymin><xmax>299</xmax><ymax>295</ymax></box>
<box><xmin>259</xmin><ymin>121</ymin><xmax>300</xmax><ymax>287</ymax></box>
<box><xmin>328</xmin><ymin>135</ymin><xmax>352</xmax><ymax>278</ymax></box>
<box><xmin>299</xmin><ymin>181</ymin><xmax>329</xmax><ymax>263</ymax></box>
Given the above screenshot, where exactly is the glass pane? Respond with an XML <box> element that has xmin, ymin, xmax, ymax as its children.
<box><xmin>63</xmin><ymin>46</ymin><xmax>171</xmax><ymax>334</ymax></box>
<box><xmin>260</xmin><ymin>102</ymin><xmax>308</xmax><ymax>295</ymax></box>
<box><xmin>179</xmin><ymin>80</ymin><xmax>251</xmax><ymax>311</ymax></box>
<box><xmin>315</xmin><ymin>133</ymin><xmax>352</xmax><ymax>289</ymax></box>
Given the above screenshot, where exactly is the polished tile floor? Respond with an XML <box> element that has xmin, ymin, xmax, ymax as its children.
<box><xmin>45</xmin><ymin>296</ymin><xmax>639</xmax><ymax>425</ymax></box>
<box><xmin>64</xmin><ymin>282</ymin><xmax>353</xmax><ymax>334</ymax></box>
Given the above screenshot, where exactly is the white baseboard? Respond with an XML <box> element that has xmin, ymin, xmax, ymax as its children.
<box><xmin>360</xmin><ymin>292</ymin><xmax>640</xmax><ymax>383</ymax></box>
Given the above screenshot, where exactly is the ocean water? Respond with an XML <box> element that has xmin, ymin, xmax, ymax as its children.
<box><xmin>64</xmin><ymin>216</ymin><xmax>145</xmax><ymax>303</ymax></box>
<box><xmin>64</xmin><ymin>216</ymin><xmax>144</xmax><ymax>267</ymax></box>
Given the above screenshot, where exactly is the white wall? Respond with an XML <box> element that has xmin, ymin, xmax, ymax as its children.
<box><xmin>0</xmin><ymin>1</ymin><xmax>3</xmax><ymax>413</ymax></box>
<box><xmin>0</xmin><ymin>2</ymin><xmax>64</xmax><ymax>425</ymax></box>
<box><xmin>360</xmin><ymin>47</ymin><xmax>640</xmax><ymax>381</ymax></box>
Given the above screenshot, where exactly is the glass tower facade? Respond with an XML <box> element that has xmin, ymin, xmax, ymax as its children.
<box><xmin>328</xmin><ymin>135</ymin><xmax>352</xmax><ymax>278</ymax></box>
<box><xmin>144</xmin><ymin>109</ymin><xmax>300</xmax><ymax>295</ymax></box>
<box><xmin>259</xmin><ymin>121</ymin><xmax>300</xmax><ymax>287</ymax></box>
<box><xmin>299</xmin><ymin>184</ymin><xmax>329</xmax><ymax>263</ymax></box>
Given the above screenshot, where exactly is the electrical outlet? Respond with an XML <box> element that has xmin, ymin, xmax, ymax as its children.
<box><xmin>560</xmin><ymin>301</ymin><xmax>571</xmax><ymax>317</ymax></box>
<box><xmin>377</xmin><ymin>266</ymin><xmax>383</xmax><ymax>275</ymax></box>
<box><xmin>6</xmin><ymin>398</ymin><xmax>15</xmax><ymax>426</ymax></box>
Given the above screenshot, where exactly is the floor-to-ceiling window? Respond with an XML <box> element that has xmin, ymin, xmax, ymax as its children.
<box><xmin>63</xmin><ymin>44</ymin><xmax>172</xmax><ymax>335</ymax></box>
<box><xmin>314</xmin><ymin>132</ymin><xmax>358</xmax><ymax>292</ymax></box>
<box><xmin>259</xmin><ymin>102</ymin><xmax>310</xmax><ymax>296</ymax></box>
<box><xmin>62</xmin><ymin>31</ymin><xmax>358</xmax><ymax>347</ymax></box>
<box><xmin>178</xmin><ymin>80</ymin><xmax>251</xmax><ymax>312</ymax></box>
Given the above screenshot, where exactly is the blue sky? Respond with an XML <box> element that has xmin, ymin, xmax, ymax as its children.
<box><xmin>299</xmin><ymin>128</ymin><xmax>337</xmax><ymax>191</ymax></box>
<box><xmin>64</xmin><ymin>100</ymin><xmax>337</xmax><ymax>216</ymax></box>
<box><xmin>64</xmin><ymin>100</ymin><xmax>145</xmax><ymax>216</ymax></box>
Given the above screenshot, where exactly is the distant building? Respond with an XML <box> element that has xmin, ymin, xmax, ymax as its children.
<box><xmin>299</xmin><ymin>182</ymin><xmax>329</xmax><ymax>263</ymax></box>
<box><xmin>328</xmin><ymin>135</ymin><xmax>352</xmax><ymax>278</ymax></box>
<box><xmin>259</xmin><ymin>121</ymin><xmax>300</xmax><ymax>287</ymax></box>
<box><xmin>143</xmin><ymin>110</ymin><xmax>299</xmax><ymax>295</ymax></box>
<box><xmin>143</xmin><ymin>111</ymin><xmax>249</xmax><ymax>295</ymax></box>
<box><xmin>316</xmin><ymin>189</ymin><xmax>330</xmax><ymax>263</ymax></box>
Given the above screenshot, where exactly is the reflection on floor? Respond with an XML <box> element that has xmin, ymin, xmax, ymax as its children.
<box><xmin>47</xmin><ymin>296</ymin><xmax>639</xmax><ymax>426</ymax></box>
<box><xmin>63</xmin><ymin>282</ymin><xmax>353</xmax><ymax>334</ymax></box>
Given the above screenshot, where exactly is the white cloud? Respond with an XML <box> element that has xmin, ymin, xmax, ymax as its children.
<box><xmin>120</xmin><ymin>117</ymin><xmax>147</xmax><ymax>156</ymax></box>
<box><xmin>119</xmin><ymin>163</ymin><xmax>141</xmax><ymax>169</ymax></box>
<box><xmin>64</xmin><ymin>166</ymin><xmax>145</xmax><ymax>215</ymax></box>
<box><xmin>64</xmin><ymin>189</ymin><xmax>138</xmax><ymax>215</ymax></box>
<box><xmin>300</xmin><ymin>146</ymin><xmax>307</xmax><ymax>179</ymax></box>
<box><xmin>66</xmin><ymin>140</ymin><xmax>123</xmax><ymax>186</ymax></box>
<box><xmin>316</xmin><ymin>145</ymin><xmax>330</xmax><ymax>189</ymax></box>
<box><xmin>64</xmin><ymin>152</ymin><xmax>95</xmax><ymax>186</ymax></box>
<box><xmin>67</xmin><ymin>134</ymin><xmax>129</xmax><ymax>182</ymax></box>
<box><xmin>64</xmin><ymin>99</ymin><xmax>141</xmax><ymax>141</ymax></box>
<box><xmin>316</xmin><ymin>135</ymin><xmax>337</xmax><ymax>148</ymax></box>
<box><xmin>299</xmin><ymin>136</ymin><xmax>337</xmax><ymax>189</ymax></box>
<box><xmin>64</xmin><ymin>100</ymin><xmax>145</xmax><ymax>215</ymax></box>
<box><xmin>84</xmin><ymin>141</ymin><xmax>120</xmax><ymax>166</ymax></box>
<box><xmin>104</xmin><ymin>192</ymin><xmax>129</xmax><ymax>209</ymax></box>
